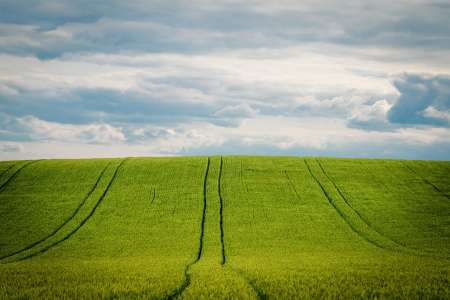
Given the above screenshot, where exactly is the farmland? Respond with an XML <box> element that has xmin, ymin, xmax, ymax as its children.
<box><xmin>0</xmin><ymin>156</ymin><xmax>449</xmax><ymax>299</ymax></box>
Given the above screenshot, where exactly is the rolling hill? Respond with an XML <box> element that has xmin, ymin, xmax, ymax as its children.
<box><xmin>0</xmin><ymin>156</ymin><xmax>449</xmax><ymax>299</ymax></box>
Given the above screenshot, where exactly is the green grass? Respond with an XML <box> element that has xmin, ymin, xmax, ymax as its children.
<box><xmin>0</xmin><ymin>156</ymin><xmax>449</xmax><ymax>299</ymax></box>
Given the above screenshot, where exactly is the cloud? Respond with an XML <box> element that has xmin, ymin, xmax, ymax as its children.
<box><xmin>1</xmin><ymin>1</ymin><xmax>450</xmax><ymax>159</ymax></box>
<box><xmin>388</xmin><ymin>74</ymin><xmax>450</xmax><ymax>126</ymax></box>
<box><xmin>0</xmin><ymin>142</ymin><xmax>23</xmax><ymax>153</ymax></box>
<box><xmin>213</xmin><ymin>103</ymin><xmax>259</xmax><ymax>126</ymax></box>
<box><xmin>423</xmin><ymin>106</ymin><xmax>450</xmax><ymax>123</ymax></box>
<box><xmin>0</xmin><ymin>51</ymin><xmax>397</xmax><ymax>128</ymax></box>
<box><xmin>0</xmin><ymin>115</ymin><xmax>125</xmax><ymax>144</ymax></box>
<box><xmin>1</xmin><ymin>1</ymin><xmax>450</xmax><ymax>59</ymax></box>
<box><xmin>3</xmin><ymin>115</ymin><xmax>450</xmax><ymax>161</ymax></box>
<box><xmin>1</xmin><ymin>52</ymin><xmax>450</xmax><ymax>158</ymax></box>
<box><xmin>348</xmin><ymin>99</ymin><xmax>393</xmax><ymax>131</ymax></box>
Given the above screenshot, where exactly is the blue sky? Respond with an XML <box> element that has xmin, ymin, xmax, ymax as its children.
<box><xmin>1</xmin><ymin>0</ymin><xmax>450</xmax><ymax>160</ymax></box>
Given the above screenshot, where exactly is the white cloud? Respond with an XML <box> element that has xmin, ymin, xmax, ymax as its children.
<box><xmin>423</xmin><ymin>106</ymin><xmax>450</xmax><ymax>123</ymax></box>
<box><xmin>348</xmin><ymin>99</ymin><xmax>392</xmax><ymax>130</ymax></box>
<box><xmin>3</xmin><ymin>115</ymin><xmax>450</xmax><ymax>161</ymax></box>
<box><xmin>225</xmin><ymin>116</ymin><xmax>450</xmax><ymax>149</ymax></box>
<box><xmin>16</xmin><ymin>116</ymin><xmax>126</xmax><ymax>144</ymax></box>
<box><xmin>1</xmin><ymin>1</ymin><xmax>450</xmax><ymax>159</ymax></box>
<box><xmin>133</xmin><ymin>116</ymin><xmax>450</xmax><ymax>155</ymax></box>
<box><xmin>0</xmin><ymin>48</ymin><xmax>398</xmax><ymax>113</ymax></box>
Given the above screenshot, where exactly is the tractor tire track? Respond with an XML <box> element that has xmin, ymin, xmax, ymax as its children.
<box><xmin>401</xmin><ymin>161</ymin><xmax>450</xmax><ymax>200</ymax></box>
<box><xmin>304</xmin><ymin>159</ymin><xmax>395</xmax><ymax>251</ymax></box>
<box><xmin>315</xmin><ymin>159</ymin><xmax>366</xmax><ymax>221</ymax></box>
<box><xmin>150</xmin><ymin>188</ymin><xmax>156</xmax><ymax>205</ymax></box>
<box><xmin>0</xmin><ymin>160</ymin><xmax>41</xmax><ymax>193</ymax></box>
<box><xmin>0</xmin><ymin>162</ymin><xmax>111</xmax><ymax>261</ymax></box>
<box><xmin>218</xmin><ymin>156</ymin><xmax>226</xmax><ymax>265</ymax></box>
<box><xmin>4</xmin><ymin>158</ymin><xmax>128</xmax><ymax>263</ymax></box>
<box><xmin>284</xmin><ymin>170</ymin><xmax>301</xmax><ymax>202</ymax></box>
<box><xmin>240</xmin><ymin>159</ymin><xmax>249</xmax><ymax>192</ymax></box>
<box><xmin>166</xmin><ymin>157</ymin><xmax>210</xmax><ymax>300</ymax></box>
<box><xmin>229</xmin><ymin>267</ymin><xmax>268</xmax><ymax>300</ymax></box>
<box><xmin>219</xmin><ymin>156</ymin><xmax>265</xmax><ymax>300</ymax></box>
<box><xmin>305</xmin><ymin>159</ymin><xmax>447</xmax><ymax>259</ymax></box>
<box><xmin>0</xmin><ymin>163</ymin><xmax>17</xmax><ymax>179</ymax></box>
<box><xmin>315</xmin><ymin>159</ymin><xmax>406</xmax><ymax>249</ymax></box>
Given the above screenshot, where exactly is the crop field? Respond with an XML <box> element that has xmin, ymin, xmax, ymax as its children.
<box><xmin>0</xmin><ymin>156</ymin><xmax>449</xmax><ymax>299</ymax></box>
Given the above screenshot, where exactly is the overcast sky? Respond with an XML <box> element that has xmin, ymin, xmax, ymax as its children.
<box><xmin>1</xmin><ymin>0</ymin><xmax>450</xmax><ymax>160</ymax></box>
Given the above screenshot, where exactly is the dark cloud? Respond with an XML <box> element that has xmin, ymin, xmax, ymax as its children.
<box><xmin>0</xmin><ymin>87</ymin><xmax>217</xmax><ymax>126</ymax></box>
<box><xmin>388</xmin><ymin>74</ymin><xmax>450</xmax><ymax>126</ymax></box>
<box><xmin>1</xmin><ymin>1</ymin><xmax>450</xmax><ymax>159</ymax></box>
<box><xmin>0</xmin><ymin>112</ymin><xmax>34</xmax><ymax>142</ymax></box>
<box><xmin>1</xmin><ymin>1</ymin><xmax>450</xmax><ymax>58</ymax></box>
<box><xmin>0</xmin><ymin>82</ymin><xmax>258</xmax><ymax>143</ymax></box>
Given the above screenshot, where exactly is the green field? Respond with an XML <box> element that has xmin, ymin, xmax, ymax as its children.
<box><xmin>0</xmin><ymin>156</ymin><xmax>449</xmax><ymax>299</ymax></box>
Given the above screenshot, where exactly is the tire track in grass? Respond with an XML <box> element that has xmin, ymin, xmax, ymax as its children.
<box><xmin>0</xmin><ymin>163</ymin><xmax>17</xmax><ymax>179</ymax></box>
<box><xmin>166</xmin><ymin>157</ymin><xmax>210</xmax><ymax>300</ymax></box>
<box><xmin>284</xmin><ymin>170</ymin><xmax>301</xmax><ymax>202</ymax></box>
<box><xmin>315</xmin><ymin>159</ymin><xmax>406</xmax><ymax>248</ymax></box>
<box><xmin>401</xmin><ymin>161</ymin><xmax>450</xmax><ymax>200</ymax></box>
<box><xmin>218</xmin><ymin>157</ymin><xmax>226</xmax><ymax>265</ymax></box>
<box><xmin>0</xmin><ymin>160</ymin><xmax>41</xmax><ymax>193</ymax></box>
<box><xmin>304</xmin><ymin>159</ymin><xmax>397</xmax><ymax>252</ymax></box>
<box><xmin>3</xmin><ymin>158</ymin><xmax>128</xmax><ymax>263</ymax></box>
<box><xmin>171</xmin><ymin>197</ymin><xmax>178</xmax><ymax>215</ymax></box>
<box><xmin>240</xmin><ymin>159</ymin><xmax>249</xmax><ymax>193</ymax></box>
<box><xmin>315</xmin><ymin>159</ymin><xmax>366</xmax><ymax>222</ymax></box>
<box><xmin>228</xmin><ymin>267</ymin><xmax>268</xmax><ymax>300</ymax></box>
<box><xmin>0</xmin><ymin>161</ymin><xmax>112</xmax><ymax>261</ymax></box>
<box><xmin>318</xmin><ymin>159</ymin><xmax>450</xmax><ymax>259</ymax></box>
<box><xmin>219</xmin><ymin>156</ymin><xmax>265</xmax><ymax>300</ymax></box>
<box><xmin>305</xmin><ymin>159</ymin><xmax>448</xmax><ymax>259</ymax></box>
<box><xmin>150</xmin><ymin>188</ymin><xmax>156</xmax><ymax>205</ymax></box>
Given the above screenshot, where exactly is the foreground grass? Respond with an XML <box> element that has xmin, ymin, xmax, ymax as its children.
<box><xmin>0</xmin><ymin>156</ymin><xmax>449</xmax><ymax>299</ymax></box>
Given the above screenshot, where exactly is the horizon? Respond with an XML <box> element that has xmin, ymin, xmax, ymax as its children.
<box><xmin>0</xmin><ymin>154</ymin><xmax>447</xmax><ymax>162</ymax></box>
<box><xmin>1</xmin><ymin>1</ymin><xmax>449</xmax><ymax>160</ymax></box>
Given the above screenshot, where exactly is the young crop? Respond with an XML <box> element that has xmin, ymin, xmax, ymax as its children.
<box><xmin>0</xmin><ymin>156</ymin><xmax>449</xmax><ymax>299</ymax></box>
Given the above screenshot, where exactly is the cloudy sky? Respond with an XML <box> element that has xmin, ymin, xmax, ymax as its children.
<box><xmin>1</xmin><ymin>0</ymin><xmax>450</xmax><ymax>160</ymax></box>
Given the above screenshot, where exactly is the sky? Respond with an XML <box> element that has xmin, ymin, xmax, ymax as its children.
<box><xmin>0</xmin><ymin>0</ymin><xmax>450</xmax><ymax>160</ymax></box>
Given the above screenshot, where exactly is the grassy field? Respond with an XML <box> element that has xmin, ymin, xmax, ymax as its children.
<box><xmin>0</xmin><ymin>156</ymin><xmax>449</xmax><ymax>299</ymax></box>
